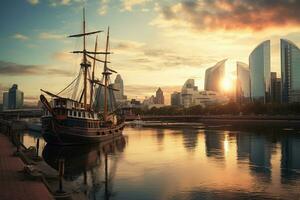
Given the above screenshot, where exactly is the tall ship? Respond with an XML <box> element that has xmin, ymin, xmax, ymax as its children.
<box><xmin>40</xmin><ymin>9</ymin><xmax>125</xmax><ymax>145</ymax></box>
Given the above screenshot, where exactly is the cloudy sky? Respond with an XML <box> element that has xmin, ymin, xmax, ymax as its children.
<box><xmin>1</xmin><ymin>0</ymin><xmax>300</xmax><ymax>105</ymax></box>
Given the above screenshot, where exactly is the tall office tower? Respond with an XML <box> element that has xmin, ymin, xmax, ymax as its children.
<box><xmin>236</xmin><ymin>62</ymin><xmax>250</xmax><ymax>103</ymax></box>
<box><xmin>113</xmin><ymin>74</ymin><xmax>127</xmax><ymax>102</ymax></box>
<box><xmin>204</xmin><ymin>59</ymin><xmax>226</xmax><ymax>92</ymax></box>
<box><xmin>249</xmin><ymin>40</ymin><xmax>271</xmax><ymax>103</ymax></box>
<box><xmin>2</xmin><ymin>92</ymin><xmax>9</xmax><ymax>110</ymax></box>
<box><xmin>281</xmin><ymin>39</ymin><xmax>300</xmax><ymax>103</ymax></box>
<box><xmin>155</xmin><ymin>88</ymin><xmax>164</xmax><ymax>104</ymax></box>
<box><xmin>6</xmin><ymin>84</ymin><xmax>24</xmax><ymax>109</ymax></box>
<box><xmin>270</xmin><ymin>72</ymin><xmax>282</xmax><ymax>103</ymax></box>
<box><xmin>171</xmin><ymin>92</ymin><xmax>181</xmax><ymax>106</ymax></box>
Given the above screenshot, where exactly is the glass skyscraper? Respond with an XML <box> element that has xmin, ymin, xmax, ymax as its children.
<box><xmin>204</xmin><ymin>59</ymin><xmax>226</xmax><ymax>92</ymax></box>
<box><xmin>249</xmin><ymin>40</ymin><xmax>270</xmax><ymax>103</ymax></box>
<box><xmin>2</xmin><ymin>84</ymin><xmax>24</xmax><ymax>110</ymax></box>
<box><xmin>236</xmin><ymin>62</ymin><xmax>250</xmax><ymax>103</ymax></box>
<box><xmin>281</xmin><ymin>39</ymin><xmax>300</xmax><ymax>103</ymax></box>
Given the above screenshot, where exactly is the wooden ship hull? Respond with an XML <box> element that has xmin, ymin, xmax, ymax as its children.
<box><xmin>42</xmin><ymin>117</ymin><xmax>125</xmax><ymax>145</ymax></box>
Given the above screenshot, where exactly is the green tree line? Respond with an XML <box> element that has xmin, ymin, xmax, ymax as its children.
<box><xmin>133</xmin><ymin>102</ymin><xmax>300</xmax><ymax>116</ymax></box>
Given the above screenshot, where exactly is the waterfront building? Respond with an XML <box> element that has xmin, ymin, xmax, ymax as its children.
<box><xmin>249</xmin><ymin>40</ymin><xmax>271</xmax><ymax>103</ymax></box>
<box><xmin>236</xmin><ymin>62</ymin><xmax>250</xmax><ymax>103</ymax></box>
<box><xmin>281</xmin><ymin>39</ymin><xmax>300</xmax><ymax>103</ymax></box>
<box><xmin>155</xmin><ymin>88</ymin><xmax>164</xmax><ymax>104</ymax></box>
<box><xmin>171</xmin><ymin>92</ymin><xmax>181</xmax><ymax>106</ymax></box>
<box><xmin>181</xmin><ymin>79</ymin><xmax>199</xmax><ymax>108</ymax></box>
<box><xmin>204</xmin><ymin>59</ymin><xmax>226</xmax><ymax>92</ymax></box>
<box><xmin>181</xmin><ymin>79</ymin><xmax>228</xmax><ymax>108</ymax></box>
<box><xmin>270</xmin><ymin>72</ymin><xmax>282</xmax><ymax>103</ymax></box>
<box><xmin>3</xmin><ymin>84</ymin><xmax>24</xmax><ymax>110</ymax></box>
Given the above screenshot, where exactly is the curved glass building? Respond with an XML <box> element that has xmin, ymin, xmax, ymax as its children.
<box><xmin>204</xmin><ymin>59</ymin><xmax>226</xmax><ymax>92</ymax></box>
<box><xmin>281</xmin><ymin>39</ymin><xmax>300</xmax><ymax>103</ymax></box>
<box><xmin>236</xmin><ymin>62</ymin><xmax>250</xmax><ymax>103</ymax></box>
<box><xmin>249</xmin><ymin>40</ymin><xmax>270</xmax><ymax>102</ymax></box>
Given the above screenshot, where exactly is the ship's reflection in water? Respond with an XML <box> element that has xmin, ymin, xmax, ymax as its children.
<box><xmin>34</xmin><ymin>127</ymin><xmax>300</xmax><ymax>200</ymax></box>
<box><xmin>42</xmin><ymin>136</ymin><xmax>126</xmax><ymax>200</ymax></box>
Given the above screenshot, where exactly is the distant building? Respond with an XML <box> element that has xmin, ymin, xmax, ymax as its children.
<box><xmin>181</xmin><ymin>79</ymin><xmax>199</xmax><ymax>108</ymax></box>
<box><xmin>112</xmin><ymin>74</ymin><xmax>127</xmax><ymax>103</ymax></box>
<box><xmin>171</xmin><ymin>92</ymin><xmax>181</xmax><ymax>106</ymax></box>
<box><xmin>3</xmin><ymin>92</ymin><xmax>9</xmax><ymax>110</ymax></box>
<box><xmin>205</xmin><ymin>59</ymin><xmax>226</xmax><ymax>92</ymax></box>
<box><xmin>2</xmin><ymin>84</ymin><xmax>24</xmax><ymax>110</ymax></box>
<box><xmin>143</xmin><ymin>95</ymin><xmax>156</xmax><ymax>106</ymax></box>
<box><xmin>249</xmin><ymin>40</ymin><xmax>271</xmax><ymax>103</ymax></box>
<box><xmin>155</xmin><ymin>88</ymin><xmax>164</xmax><ymax>104</ymax></box>
<box><xmin>142</xmin><ymin>88</ymin><xmax>165</xmax><ymax>109</ymax></box>
<box><xmin>181</xmin><ymin>79</ymin><xmax>228</xmax><ymax>108</ymax></box>
<box><xmin>236</xmin><ymin>62</ymin><xmax>250</xmax><ymax>103</ymax></box>
<box><xmin>270</xmin><ymin>72</ymin><xmax>282</xmax><ymax>103</ymax></box>
<box><xmin>281</xmin><ymin>39</ymin><xmax>300</xmax><ymax>103</ymax></box>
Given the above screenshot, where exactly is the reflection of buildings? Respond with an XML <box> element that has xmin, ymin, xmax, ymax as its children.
<box><xmin>181</xmin><ymin>79</ymin><xmax>228</xmax><ymax>108</ymax></box>
<box><xmin>236</xmin><ymin>133</ymin><xmax>250</xmax><ymax>160</ymax></box>
<box><xmin>182</xmin><ymin>129</ymin><xmax>198</xmax><ymax>151</ymax></box>
<box><xmin>236</xmin><ymin>133</ymin><xmax>272</xmax><ymax>181</ymax></box>
<box><xmin>281</xmin><ymin>135</ymin><xmax>300</xmax><ymax>179</ymax></box>
<box><xmin>249</xmin><ymin>135</ymin><xmax>271</xmax><ymax>169</ymax></box>
<box><xmin>236</xmin><ymin>62</ymin><xmax>250</xmax><ymax>103</ymax></box>
<box><xmin>156</xmin><ymin>129</ymin><xmax>165</xmax><ymax>145</ymax></box>
<box><xmin>205</xmin><ymin>59</ymin><xmax>226</xmax><ymax>92</ymax></box>
<box><xmin>2</xmin><ymin>84</ymin><xmax>24</xmax><ymax>110</ymax></box>
<box><xmin>281</xmin><ymin>39</ymin><xmax>300</xmax><ymax>103</ymax></box>
<box><xmin>247</xmin><ymin>134</ymin><xmax>272</xmax><ymax>183</ymax></box>
<box><xmin>205</xmin><ymin>131</ymin><xmax>225</xmax><ymax>158</ymax></box>
<box><xmin>249</xmin><ymin>40</ymin><xmax>271</xmax><ymax>103</ymax></box>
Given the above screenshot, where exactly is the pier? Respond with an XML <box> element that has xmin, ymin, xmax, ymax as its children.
<box><xmin>0</xmin><ymin>133</ymin><xmax>53</xmax><ymax>200</ymax></box>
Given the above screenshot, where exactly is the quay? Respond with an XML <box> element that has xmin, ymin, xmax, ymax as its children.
<box><xmin>0</xmin><ymin>133</ymin><xmax>53</xmax><ymax>200</ymax></box>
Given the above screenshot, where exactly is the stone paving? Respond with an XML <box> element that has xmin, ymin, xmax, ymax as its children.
<box><xmin>0</xmin><ymin>134</ymin><xmax>53</xmax><ymax>200</ymax></box>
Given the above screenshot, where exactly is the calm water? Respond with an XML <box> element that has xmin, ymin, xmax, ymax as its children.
<box><xmin>21</xmin><ymin>126</ymin><xmax>300</xmax><ymax>200</ymax></box>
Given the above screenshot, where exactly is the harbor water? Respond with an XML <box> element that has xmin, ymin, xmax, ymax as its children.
<box><xmin>21</xmin><ymin>126</ymin><xmax>300</xmax><ymax>200</ymax></box>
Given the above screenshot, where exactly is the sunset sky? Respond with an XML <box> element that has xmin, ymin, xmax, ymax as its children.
<box><xmin>1</xmin><ymin>0</ymin><xmax>300</xmax><ymax>105</ymax></box>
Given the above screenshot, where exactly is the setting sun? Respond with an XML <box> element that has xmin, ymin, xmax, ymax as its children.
<box><xmin>221</xmin><ymin>78</ymin><xmax>233</xmax><ymax>92</ymax></box>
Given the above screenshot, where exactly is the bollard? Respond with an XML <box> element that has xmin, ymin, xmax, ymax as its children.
<box><xmin>57</xmin><ymin>159</ymin><xmax>65</xmax><ymax>194</ymax></box>
<box><xmin>16</xmin><ymin>132</ymin><xmax>20</xmax><ymax>153</ymax></box>
<box><xmin>36</xmin><ymin>138</ymin><xmax>40</xmax><ymax>158</ymax></box>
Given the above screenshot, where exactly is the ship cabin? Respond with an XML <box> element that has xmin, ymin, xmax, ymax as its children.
<box><xmin>42</xmin><ymin>97</ymin><xmax>105</xmax><ymax>128</ymax></box>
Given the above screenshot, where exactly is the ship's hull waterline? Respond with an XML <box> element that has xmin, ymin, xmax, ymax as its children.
<box><xmin>42</xmin><ymin>117</ymin><xmax>125</xmax><ymax>145</ymax></box>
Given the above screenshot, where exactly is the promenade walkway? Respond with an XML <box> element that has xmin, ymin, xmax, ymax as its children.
<box><xmin>0</xmin><ymin>133</ymin><xmax>53</xmax><ymax>200</ymax></box>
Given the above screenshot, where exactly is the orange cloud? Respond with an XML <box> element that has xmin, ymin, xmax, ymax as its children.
<box><xmin>156</xmin><ymin>0</ymin><xmax>300</xmax><ymax>31</ymax></box>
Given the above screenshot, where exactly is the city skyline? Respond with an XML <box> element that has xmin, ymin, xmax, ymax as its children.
<box><xmin>2</xmin><ymin>1</ymin><xmax>300</xmax><ymax>105</ymax></box>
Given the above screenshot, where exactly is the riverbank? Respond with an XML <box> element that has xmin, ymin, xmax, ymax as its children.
<box><xmin>130</xmin><ymin>115</ymin><xmax>300</xmax><ymax>130</ymax></box>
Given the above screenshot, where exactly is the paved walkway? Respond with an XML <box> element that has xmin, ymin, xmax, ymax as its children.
<box><xmin>0</xmin><ymin>134</ymin><xmax>53</xmax><ymax>200</ymax></box>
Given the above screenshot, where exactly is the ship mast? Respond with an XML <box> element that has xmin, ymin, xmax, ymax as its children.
<box><xmin>90</xmin><ymin>35</ymin><xmax>98</xmax><ymax>108</ymax></box>
<box><xmin>103</xmin><ymin>27</ymin><xmax>110</xmax><ymax>122</ymax></box>
<box><xmin>68</xmin><ymin>8</ymin><xmax>102</xmax><ymax>107</ymax></box>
